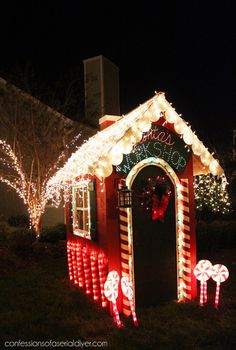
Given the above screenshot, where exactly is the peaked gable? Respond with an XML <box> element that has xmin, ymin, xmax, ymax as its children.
<box><xmin>49</xmin><ymin>93</ymin><xmax>223</xmax><ymax>186</ymax></box>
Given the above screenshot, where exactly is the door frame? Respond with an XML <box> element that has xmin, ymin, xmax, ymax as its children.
<box><xmin>119</xmin><ymin>156</ymin><xmax>191</xmax><ymax>311</ymax></box>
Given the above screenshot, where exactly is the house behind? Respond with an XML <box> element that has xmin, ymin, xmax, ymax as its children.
<box><xmin>0</xmin><ymin>55</ymin><xmax>120</xmax><ymax>226</ymax></box>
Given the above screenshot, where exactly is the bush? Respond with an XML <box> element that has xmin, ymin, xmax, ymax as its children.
<box><xmin>54</xmin><ymin>223</ymin><xmax>67</xmax><ymax>240</ymax></box>
<box><xmin>0</xmin><ymin>222</ymin><xmax>9</xmax><ymax>240</ymax></box>
<box><xmin>7</xmin><ymin>214</ymin><xmax>29</xmax><ymax>228</ymax></box>
<box><xmin>39</xmin><ymin>223</ymin><xmax>67</xmax><ymax>243</ymax></box>
<box><xmin>7</xmin><ymin>228</ymin><xmax>36</xmax><ymax>257</ymax></box>
<box><xmin>197</xmin><ymin>220</ymin><xmax>236</xmax><ymax>252</ymax></box>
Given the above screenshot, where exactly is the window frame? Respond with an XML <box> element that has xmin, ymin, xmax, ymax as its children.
<box><xmin>72</xmin><ymin>183</ymin><xmax>91</xmax><ymax>239</ymax></box>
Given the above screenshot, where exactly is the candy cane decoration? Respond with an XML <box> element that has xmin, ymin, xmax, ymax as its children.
<box><xmin>211</xmin><ymin>264</ymin><xmax>229</xmax><ymax>309</ymax></box>
<box><xmin>121</xmin><ymin>276</ymin><xmax>138</xmax><ymax>327</ymax></box>
<box><xmin>104</xmin><ymin>271</ymin><xmax>123</xmax><ymax>328</ymax></box>
<box><xmin>194</xmin><ymin>260</ymin><xmax>213</xmax><ymax>306</ymax></box>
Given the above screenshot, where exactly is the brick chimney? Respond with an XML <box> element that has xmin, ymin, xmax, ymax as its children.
<box><xmin>99</xmin><ymin>114</ymin><xmax>122</xmax><ymax>130</ymax></box>
<box><xmin>83</xmin><ymin>55</ymin><xmax>120</xmax><ymax>128</ymax></box>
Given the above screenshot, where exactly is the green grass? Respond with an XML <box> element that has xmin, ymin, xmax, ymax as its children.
<box><xmin>0</xmin><ymin>240</ymin><xmax>236</xmax><ymax>350</ymax></box>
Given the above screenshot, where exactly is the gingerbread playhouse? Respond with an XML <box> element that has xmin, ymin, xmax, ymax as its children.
<box><xmin>49</xmin><ymin>92</ymin><xmax>225</xmax><ymax>318</ymax></box>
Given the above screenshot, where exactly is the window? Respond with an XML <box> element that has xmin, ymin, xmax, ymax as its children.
<box><xmin>73</xmin><ymin>184</ymin><xmax>90</xmax><ymax>239</ymax></box>
<box><xmin>72</xmin><ymin>180</ymin><xmax>97</xmax><ymax>240</ymax></box>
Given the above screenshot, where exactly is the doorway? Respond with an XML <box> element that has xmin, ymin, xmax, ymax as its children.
<box><xmin>131</xmin><ymin>164</ymin><xmax>177</xmax><ymax>307</ymax></box>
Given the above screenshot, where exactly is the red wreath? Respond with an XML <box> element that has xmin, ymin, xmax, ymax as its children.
<box><xmin>151</xmin><ymin>192</ymin><xmax>170</xmax><ymax>222</ymax></box>
<box><xmin>140</xmin><ymin>176</ymin><xmax>171</xmax><ymax>222</ymax></box>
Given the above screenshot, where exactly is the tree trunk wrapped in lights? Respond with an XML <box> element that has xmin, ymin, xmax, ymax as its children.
<box><xmin>0</xmin><ymin>78</ymin><xmax>90</xmax><ymax>236</ymax></box>
<box><xmin>0</xmin><ymin>139</ymin><xmax>63</xmax><ymax>235</ymax></box>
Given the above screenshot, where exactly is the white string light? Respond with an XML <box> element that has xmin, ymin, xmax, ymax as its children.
<box><xmin>194</xmin><ymin>173</ymin><xmax>231</xmax><ymax>214</ymax></box>
<box><xmin>0</xmin><ymin>135</ymin><xmax>80</xmax><ymax>235</ymax></box>
<box><xmin>48</xmin><ymin>93</ymin><xmax>224</xmax><ymax>190</ymax></box>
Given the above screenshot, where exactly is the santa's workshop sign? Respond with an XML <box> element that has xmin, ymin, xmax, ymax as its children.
<box><xmin>116</xmin><ymin>124</ymin><xmax>191</xmax><ymax>175</ymax></box>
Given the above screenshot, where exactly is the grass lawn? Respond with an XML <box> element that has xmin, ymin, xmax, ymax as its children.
<box><xmin>0</xmin><ymin>239</ymin><xmax>236</xmax><ymax>350</ymax></box>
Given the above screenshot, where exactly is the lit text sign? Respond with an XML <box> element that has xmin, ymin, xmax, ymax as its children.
<box><xmin>116</xmin><ymin>125</ymin><xmax>191</xmax><ymax>175</ymax></box>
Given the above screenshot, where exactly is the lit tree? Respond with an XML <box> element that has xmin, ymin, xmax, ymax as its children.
<box><xmin>194</xmin><ymin>173</ymin><xmax>231</xmax><ymax>215</ymax></box>
<box><xmin>0</xmin><ymin>77</ymin><xmax>92</xmax><ymax>235</ymax></box>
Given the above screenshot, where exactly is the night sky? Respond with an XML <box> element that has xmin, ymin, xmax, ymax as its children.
<box><xmin>1</xmin><ymin>1</ymin><xmax>235</xmax><ymax>153</ymax></box>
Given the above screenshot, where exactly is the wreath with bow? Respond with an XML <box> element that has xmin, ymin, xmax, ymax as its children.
<box><xmin>140</xmin><ymin>176</ymin><xmax>171</xmax><ymax>222</ymax></box>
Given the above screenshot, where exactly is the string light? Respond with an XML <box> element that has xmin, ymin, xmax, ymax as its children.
<box><xmin>194</xmin><ymin>260</ymin><xmax>213</xmax><ymax>306</ymax></box>
<box><xmin>98</xmin><ymin>253</ymin><xmax>109</xmax><ymax>308</ymax></box>
<box><xmin>0</xmin><ymin>133</ymin><xmax>82</xmax><ymax>235</ymax></box>
<box><xmin>75</xmin><ymin>244</ymin><xmax>84</xmax><ymax>288</ymax></box>
<box><xmin>2</xmin><ymin>92</ymin><xmax>226</xmax><ymax>232</ymax></box>
<box><xmin>47</xmin><ymin>93</ymin><xmax>224</xmax><ymax>189</ymax></box>
<box><xmin>212</xmin><ymin>264</ymin><xmax>229</xmax><ymax>309</ymax></box>
<box><xmin>126</xmin><ymin>157</ymin><xmax>188</xmax><ymax>302</ymax></box>
<box><xmin>66</xmin><ymin>241</ymin><xmax>108</xmax><ymax>307</ymax></box>
<box><xmin>121</xmin><ymin>276</ymin><xmax>138</xmax><ymax>326</ymax></box>
<box><xmin>82</xmin><ymin>247</ymin><xmax>92</xmax><ymax>295</ymax></box>
<box><xmin>194</xmin><ymin>173</ymin><xmax>231</xmax><ymax>214</ymax></box>
<box><xmin>90</xmin><ymin>252</ymin><xmax>101</xmax><ymax>301</ymax></box>
<box><xmin>67</xmin><ymin>241</ymin><xmax>73</xmax><ymax>281</ymax></box>
<box><xmin>72</xmin><ymin>180</ymin><xmax>92</xmax><ymax>239</ymax></box>
<box><xmin>104</xmin><ymin>271</ymin><xmax>123</xmax><ymax>328</ymax></box>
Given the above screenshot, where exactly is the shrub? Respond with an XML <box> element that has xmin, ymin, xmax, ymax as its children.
<box><xmin>39</xmin><ymin>223</ymin><xmax>66</xmax><ymax>243</ymax></box>
<box><xmin>54</xmin><ymin>223</ymin><xmax>67</xmax><ymax>240</ymax></box>
<box><xmin>39</xmin><ymin>227</ymin><xmax>59</xmax><ymax>243</ymax></box>
<box><xmin>7</xmin><ymin>228</ymin><xmax>36</xmax><ymax>257</ymax></box>
<box><xmin>0</xmin><ymin>222</ymin><xmax>9</xmax><ymax>240</ymax></box>
<box><xmin>7</xmin><ymin>214</ymin><xmax>29</xmax><ymax>228</ymax></box>
<box><xmin>197</xmin><ymin>220</ymin><xmax>236</xmax><ymax>252</ymax></box>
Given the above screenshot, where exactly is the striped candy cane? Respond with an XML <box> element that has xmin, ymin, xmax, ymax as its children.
<box><xmin>119</xmin><ymin>207</ymin><xmax>132</xmax><ymax>316</ymax></box>
<box><xmin>179</xmin><ymin>179</ymin><xmax>192</xmax><ymax>300</ymax></box>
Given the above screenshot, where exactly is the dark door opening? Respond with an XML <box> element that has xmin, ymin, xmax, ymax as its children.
<box><xmin>132</xmin><ymin>165</ymin><xmax>177</xmax><ymax>307</ymax></box>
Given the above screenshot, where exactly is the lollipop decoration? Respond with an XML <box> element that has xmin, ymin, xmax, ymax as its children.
<box><xmin>194</xmin><ymin>260</ymin><xmax>213</xmax><ymax>306</ymax></box>
<box><xmin>104</xmin><ymin>271</ymin><xmax>123</xmax><ymax>327</ymax></box>
<box><xmin>121</xmin><ymin>276</ymin><xmax>138</xmax><ymax>327</ymax></box>
<box><xmin>211</xmin><ymin>264</ymin><xmax>229</xmax><ymax>309</ymax></box>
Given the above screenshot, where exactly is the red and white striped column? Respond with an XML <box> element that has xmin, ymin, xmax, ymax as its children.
<box><xmin>119</xmin><ymin>207</ymin><xmax>132</xmax><ymax>316</ymax></box>
<box><xmin>178</xmin><ymin>178</ymin><xmax>192</xmax><ymax>301</ymax></box>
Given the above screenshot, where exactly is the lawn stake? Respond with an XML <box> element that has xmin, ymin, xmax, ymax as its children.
<box><xmin>121</xmin><ymin>276</ymin><xmax>138</xmax><ymax>327</ymax></box>
<box><xmin>211</xmin><ymin>264</ymin><xmax>229</xmax><ymax>309</ymax></box>
<box><xmin>193</xmin><ymin>260</ymin><xmax>213</xmax><ymax>306</ymax></box>
<box><xmin>104</xmin><ymin>271</ymin><xmax>123</xmax><ymax>327</ymax></box>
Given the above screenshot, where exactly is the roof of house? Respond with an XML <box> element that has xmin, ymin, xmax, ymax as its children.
<box><xmin>48</xmin><ymin>92</ymin><xmax>224</xmax><ymax>186</ymax></box>
<box><xmin>0</xmin><ymin>76</ymin><xmax>96</xmax><ymax>152</ymax></box>
<box><xmin>0</xmin><ymin>77</ymin><xmax>72</xmax><ymax>124</ymax></box>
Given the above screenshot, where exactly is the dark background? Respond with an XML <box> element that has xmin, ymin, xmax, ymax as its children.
<box><xmin>0</xmin><ymin>1</ymin><xmax>235</xmax><ymax>153</ymax></box>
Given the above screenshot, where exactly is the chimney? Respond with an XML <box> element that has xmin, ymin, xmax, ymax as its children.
<box><xmin>83</xmin><ymin>55</ymin><xmax>120</xmax><ymax>127</ymax></box>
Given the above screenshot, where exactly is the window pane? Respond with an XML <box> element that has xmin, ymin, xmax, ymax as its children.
<box><xmin>77</xmin><ymin>210</ymin><xmax>83</xmax><ymax>230</ymax></box>
<box><xmin>84</xmin><ymin>187</ymin><xmax>88</xmax><ymax>208</ymax></box>
<box><xmin>84</xmin><ymin>210</ymin><xmax>89</xmax><ymax>231</ymax></box>
<box><xmin>76</xmin><ymin>189</ymin><xmax>83</xmax><ymax>207</ymax></box>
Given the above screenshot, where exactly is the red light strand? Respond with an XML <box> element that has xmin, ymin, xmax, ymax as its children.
<box><xmin>82</xmin><ymin>247</ymin><xmax>92</xmax><ymax>295</ymax></box>
<box><xmin>76</xmin><ymin>244</ymin><xmax>84</xmax><ymax>288</ymax></box>
<box><xmin>66</xmin><ymin>240</ymin><xmax>108</xmax><ymax>308</ymax></box>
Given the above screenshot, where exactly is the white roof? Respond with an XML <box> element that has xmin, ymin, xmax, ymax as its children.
<box><xmin>48</xmin><ymin>92</ymin><xmax>223</xmax><ymax>186</ymax></box>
